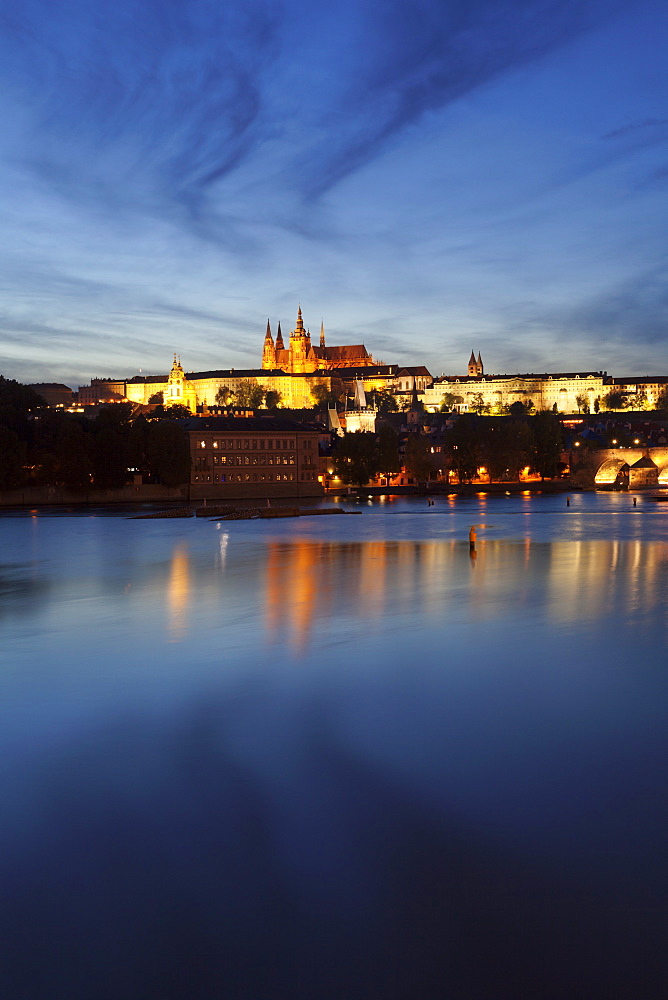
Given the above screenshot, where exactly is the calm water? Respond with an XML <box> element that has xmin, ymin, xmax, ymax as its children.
<box><xmin>1</xmin><ymin>493</ymin><xmax>667</xmax><ymax>999</ymax></box>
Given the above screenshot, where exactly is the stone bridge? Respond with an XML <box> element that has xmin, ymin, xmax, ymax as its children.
<box><xmin>572</xmin><ymin>447</ymin><xmax>668</xmax><ymax>487</ymax></box>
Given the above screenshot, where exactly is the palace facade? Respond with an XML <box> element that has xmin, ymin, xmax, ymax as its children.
<box><xmin>422</xmin><ymin>370</ymin><xmax>611</xmax><ymax>414</ymax></box>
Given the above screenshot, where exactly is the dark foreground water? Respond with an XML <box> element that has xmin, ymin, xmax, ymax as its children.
<box><xmin>1</xmin><ymin>492</ymin><xmax>667</xmax><ymax>999</ymax></box>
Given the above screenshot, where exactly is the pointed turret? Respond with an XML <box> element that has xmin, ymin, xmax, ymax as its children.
<box><xmin>262</xmin><ymin>319</ymin><xmax>276</xmax><ymax>370</ymax></box>
<box><xmin>320</xmin><ymin>321</ymin><xmax>326</xmax><ymax>348</ymax></box>
<box><xmin>410</xmin><ymin>375</ymin><xmax>420</xmax><ymax>411</ymax></box>
<box><xmin>295</xmin><ymin>305</ymin><xmax>304</xmax><ymax>333</ymax></box>
<box><xmin>275</xmin><ymin>321</ymin><xmax>284</xmax><ymax>350</ymax></box>
<box><xmin>468</xmin><ymin>351</ymin><xmax>478</xmax><ymax>377</ymax></box>
<box><xmin>477</xmin><ymin>352</ymin><xmax>484</xmax><ymax>376</ymax></box>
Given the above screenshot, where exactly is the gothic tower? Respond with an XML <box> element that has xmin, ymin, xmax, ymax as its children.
<box><xmin>468</xmin><ymin>351</ymin><xmax>484</xmax><ymax>376</ymax></box>
<box><xmin>289</xmin><ymin>305</ymin><xmax>312</xmax><ymax>373</ymax></box>
<box><xmin>262</xmin><ymin>319</ymin><xmax>276</xmax><ymax>370</ymax></box>
<box><xmin>320</xmin><ymin>321</ymin><xmax>326</xmax><ymax>348</ymax></box>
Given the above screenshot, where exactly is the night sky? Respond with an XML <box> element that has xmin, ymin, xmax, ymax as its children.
<box><xmin>1</xmin><ymin>0</ymin><xmax>667</xmax><ymax>388</ymax></box>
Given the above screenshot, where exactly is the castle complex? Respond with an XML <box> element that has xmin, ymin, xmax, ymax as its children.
<box><xmin>76</xmin><ymin>311</ymin><xmax>667</xmax><ymax>417</ymax></box>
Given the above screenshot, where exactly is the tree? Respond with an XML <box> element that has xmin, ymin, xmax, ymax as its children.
<box><xmin>234</xmin><ymin>380</ymin><xmax>265</xmax><ymax>408</ymax></box>
<box><xmin>264</xmin><ymin>389</ymin><xmax>281</xmax><ymax>409</ymax></box>
<box><xmin>376</xmin><ymin>426</ymin><xmax>401</xmax><ymax>478</ymax></box>
<box><xmin>602</xmin><ymin>390</ymin><xmax>626</xmax><ymax>411</ymax></box>
<box><xmin>482</xmin><ymin>420</ymin><xmax>534</xmax><ymax>481</ymax></box>
<box><xmin>148</xmin><ymin>391</ymin><xmax>164</xmax><ymax>404</ymax></box>
<box><xmin>446</xmin><ymin>414</ymin><xmax>481</xmax><ymax>483</ymax></box>
<box><xmin>332</xmin><ymin>431</ymin><xmax>382</xmax><ymax>486</ymax></box>
<box><xmin>655</xmin><ymin>386</ymin><xmax>668</xmax><ymax>412</ymax></box>
<box><xmin>92</xmin><ymin>425</ymin><xmax>130</xmax><ymax>489</ymax></box>
<box><xmin>146</xmin><ymin>422</ymin><xmax>191</xmax><ymax>487</ymax></box>
<box><xmin>509</xmin><ymin>400</ymin><xmax>526</xmax><ymax>416</ymax></box>
<box><xmin>532</xmin><ymin>411</ymin><xmax>563</xmax><ymax>480</ymax></box>
<box><xmin>575</xmin><ymin>393</ymin><xmax>589</xmax><ymax>414</ymax></box>
<box><xmin>215</xmin><ymin>385</ymin><xmax>233</xmax><ymax>406</ymax></box>
<box><xmin>0</xmin><ymin>375</ymin><xmax>44</xmax><ymax>437</ymax></box>
<box><xmin>470</xmin><ymin>392</ymin><xmax>489</xmax><ymax>415</ymax></box>
<box><xmin>374</xmin><ymin>390</ymin><xmax>399</xmax><ymax>413</ymax></box>
<box><xmin>404</xmin><ymin>434</ymin><xmax>433</xmax><ymax>484</ymax></box>
<box><xmin>593</xmin><ymin>397</ymin><xmax>600</xmax><ymax>414</ymax></box>
<box><xmin>635</xmin><ymin>387</ymin><xmax>648</xmax><ymax>410</ymax></box>
<box><xmin>0</xmin><ymin>426</ymin><xmax>27</xmax><ymax>488</ymax></box>
<box><xmin>439</xmin><ymin>392</ymin><xmax>462</xmax><ymax>412</ymax></box>
<box><xmin>146</xmin><ymin>403</ymin><xmax>192</xmax><ymax>420</ymax></box>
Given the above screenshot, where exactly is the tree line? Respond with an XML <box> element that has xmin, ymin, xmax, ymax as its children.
<box><xmin>0</xmin><ymin>377</ymin><xmax>191</xmax><ymax>491</ymax></box>
<box><xmin>331</xmin><ymin>412</ymin><xmax>564</xmax><ymax>486</ymax></box>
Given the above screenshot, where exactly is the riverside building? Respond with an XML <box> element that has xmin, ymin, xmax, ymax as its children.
<box><xmin>185</xmin><ymin>416</ymin><xmax>323</xmax><ymax>500</ymax></box>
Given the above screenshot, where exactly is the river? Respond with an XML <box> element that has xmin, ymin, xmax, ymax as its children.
<box><xmin>1</xmin><ymin>492</ymin><xmax>667</xmax><ymax>998</ymax></box>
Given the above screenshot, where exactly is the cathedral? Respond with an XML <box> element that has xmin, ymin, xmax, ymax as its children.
<box><xmin>262</xmin><ymin>307</ymin><xmax>375</xmax><ymax>373</ymax></box>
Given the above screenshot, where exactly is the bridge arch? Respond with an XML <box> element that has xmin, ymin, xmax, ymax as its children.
<box><xmin>594</xmin><ymin>458</ymin><xmax>629</xmax><ymax>485</ymax></box>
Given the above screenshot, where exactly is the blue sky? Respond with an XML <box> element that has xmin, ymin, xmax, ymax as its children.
<box><xmin>1</xmin><ymin>0</ymin><xmax>667</xmax><ymax>387</ymax></box>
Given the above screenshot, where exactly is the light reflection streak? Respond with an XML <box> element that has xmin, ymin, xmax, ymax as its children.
<box><xmin>260</xmin><ymin>538</ymin><xmax>668</xmax><ymax>652</ymax></box>
<box><xmin>167</xmin><ymin>543</ymin><xmax>190</xmax><ymax>643</ymax></box>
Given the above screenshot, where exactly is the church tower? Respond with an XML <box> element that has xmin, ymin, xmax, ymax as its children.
<box><xmin>289</xmin><ymin>305</ymin><xmax>312</xmax><ymax>373</ymax></box>
<box><xmin>468</xmin><ymin>351</ymin><xmax>483</xmax><ymax>376</ymax></box>
<box><xmin>262</xmin><ymin>319</ymin><xmax>276</xmax><ymax>370</ymax></box>
<box><xmin>320</xmin><ymin>321</ymin><xmax>326</xmax><ymax>348</ymax></box>
<box><xmin>275</xmin><ymin>321</ymin><xmax>284</xmax><ymax>351</ymax></box>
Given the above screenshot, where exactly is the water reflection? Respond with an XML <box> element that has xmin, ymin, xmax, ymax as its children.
<box><xmin>167</xmin><ymin>543</ymin><xmax>190</xmax><ymax>642</ymax></box>
<box><xmin>259</xmin><ymin>538</ymin><xmax>668</xmax><ymax>651</ymax></box>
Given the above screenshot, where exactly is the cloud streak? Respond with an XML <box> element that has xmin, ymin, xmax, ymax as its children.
<box><xmin>0</xmin><ymin>0</ymin><xmax>628</xmax><ymax>223</ymax></box>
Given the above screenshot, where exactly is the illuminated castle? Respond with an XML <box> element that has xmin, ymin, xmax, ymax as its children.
<box><xmin>262</xmin><ymin>306</ymin><xmax>375</xmax><ymax>374</ymax></box>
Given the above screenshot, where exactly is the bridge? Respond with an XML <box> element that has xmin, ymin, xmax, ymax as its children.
<box><xmin>573</xmin><ymin>447</ymin><xmax>668</xmax><ymax>487</ymax></box>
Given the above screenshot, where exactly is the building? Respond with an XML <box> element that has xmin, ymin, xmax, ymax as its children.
<box><xmin>184</xmin><ymin>416</ymin><xmax>324</xmax><ymax>500</ymax></box>
<box><xmin>77</xmin><ymin>379</ymin><xmax>127</xmax><ymax>406</ymax></box>
<box><xmin>262</xmin><ymin>307</ymin><xmax>375</xmax><ymax>373</ymax></box>
<box><xmin>611</xmin><ymin>377</ymin><xmax>668</xmax><ymax>409</ymax></box>
<box><xmin>340</xmin><ymin>380</ymin><xmax>377</xmax><ymax>433</ymax></box>
<box><xmin>422</xmin><ymin>370</ymin><xmax>611</xmax><ymax>414</ymax></box>
<box><xmin>27</xmin><ymin>383</ymin><xmax>74</xmax><ymax>407</ymax></box>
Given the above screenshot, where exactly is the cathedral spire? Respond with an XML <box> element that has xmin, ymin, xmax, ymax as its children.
<box><xmin>295</xmin><ymin>305</ymin><xmax>304</xmax><ymax>333</ymax></box>
<box><xmin>262</xmin><ymin>319</ymin><xmax>276</xmax><ymax>370</ymax></box>
<box><xmin>320</xmin><ymin>321</ymin><xmax>325</xmax><ymax>348</ymax></box>
<box><xmin>275</xmin><ymin>321</ymin><xmax>284</xmax><ymax>350</ymax></box>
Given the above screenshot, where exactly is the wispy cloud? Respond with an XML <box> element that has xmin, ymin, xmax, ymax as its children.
<box><xmin>602</xmin><ymin>117</ymin><xmax>668</xmax><ymax>140</ymax></box>
<box><xmin>0</xmin><ymin>0</ymin><xmax>627</xmax><ymax>224</ymax></box>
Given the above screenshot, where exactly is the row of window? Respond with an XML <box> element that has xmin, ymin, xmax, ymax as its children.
<box><xmin>212</xmin><ymin>454</ymin><xmax>296</xmax><ymax>466</ymax></box>
<box><xmin>193</xmin><ymin>473</ymin><xmax>297</xmax><ymax>483</ymax></box>
<box><xmin>192</xmin><ymin>471</ymin><xmax>320</xmax><ymax>484</ymax></box>
<box><xmin>197</xmin><ymin>437</ymin><xmax>315</xmax><ymax>450</ymax></box>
